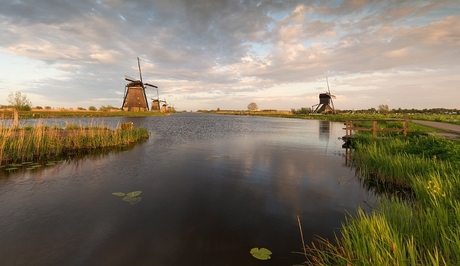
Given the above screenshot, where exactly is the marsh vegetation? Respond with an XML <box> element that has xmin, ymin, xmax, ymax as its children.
<box><xmin>303</xmin><ymin>131</ymin><xmax>460</xmax><ymax>265</ymax></box>
<box><xmin>0</xmin><ymin>121</ymin><xmax>149</xmax><ymax>165</ymax></box>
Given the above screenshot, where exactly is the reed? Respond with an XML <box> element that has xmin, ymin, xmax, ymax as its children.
<box><xmin>0</xmin><ymin>121</ymin><xmax>149</xmax><ymax>165</ymax></box>
<box><xmin>303</xmin><ymin>134</ymin><xmax>460</xmax><ymax>265</ymax></box>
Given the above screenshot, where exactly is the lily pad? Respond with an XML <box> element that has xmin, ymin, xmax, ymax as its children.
<box><xmin>129</xmin><ymin>197</ymin><xmax>142</xmax><ymax>205</ymax></box>
<box><xmin>250</xmin><ymin>247</ymin><xmax>272</xmax><ymax>260</ymax></box>
<box><xmin>123</xmin><ymin>196</ymin><xmax>142</xmax><ymax>203</ymax></box>
<box><xmin>126</xmin><ymin>191</ymin><xmax>142</xmax><ymax>197</ymax></box>
<box><xmin>112</xmin><ymin>192</ymin><xmax>126</xmax><ymax>197</ymax></box>
<box><xmin>5</xmin><ymin>167</ymin><xmax>18</xmax><ymax>171</ymax></box>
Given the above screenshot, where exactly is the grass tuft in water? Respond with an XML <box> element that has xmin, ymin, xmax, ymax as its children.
<box><xmin>0</xmin><ymin>120</ymin><xmax>149</xmax><ymax>166</ymax></box>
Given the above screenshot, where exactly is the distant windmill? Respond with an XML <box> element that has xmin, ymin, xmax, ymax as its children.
<box><xmin>312</xmin><ymin>77</ymin><xmax>336</xmax><ymax>114</ymax></box>
<box><xmin>151</xmin><ymin>89</ymin><xmax>161</xmax><ymax>112</ymax></box>
<box><xmin>121</xmin><ymin>57</ymin><xmax>158</xmax><ymax>111</ymax></box>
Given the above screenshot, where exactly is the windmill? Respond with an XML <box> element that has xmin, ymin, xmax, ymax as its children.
<box><xmin>121</xmin><ymin>57</ymin><xmax>158</xmax><ymax>111</ymax></box>
<box><xmin>312</xmin><ymin>77</ymin><xmax>336</xmax><ymax>114</ymax></box>
<box><xmin>151</xmin><ymin>89</ymin><xmax>161</xmax><ymax>112</ymax></box>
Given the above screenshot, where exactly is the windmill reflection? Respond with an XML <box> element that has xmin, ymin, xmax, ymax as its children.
<box><xmin>319</xmin><ymin>120</ymin><xmax>330</xmax><ymax>140</ymax></box>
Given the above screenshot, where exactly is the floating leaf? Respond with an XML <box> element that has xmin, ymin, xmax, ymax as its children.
<box><xmin>112</xmin><ymin>192</ymin><xmax>126</xmax><ymax>197</ymax></box>
<box><xmin>9</xmin><ymin>164</ymin><xmax>22</xmax><ymax>167</ymax></box>
<box><xmin>5</xmin><ymin>167</ymin><xmax>18</xmax><ymax>171</ymax></box>
<box><xmin>46</xmin><ymin>163</ymin><xmax>55</xmax><ymax>166</ymax></box>
<box><xmin>126</xmin><ymin>191</ymin><xmax>142</xmax><ymax>197</ymax></box>
<box><xmin>129</xmin><ymin>197</ymin><xmax>142</xmax><ymax>205</ymax></box>
<box><xmin>123</xmin><ymin>196</ymin><xmax>141</xmax><ymax>203</ymax></box>
<box><xmin>250</xmin><ymin>247</ymin><xmax>272</xmax><ymax>260</ymax></box>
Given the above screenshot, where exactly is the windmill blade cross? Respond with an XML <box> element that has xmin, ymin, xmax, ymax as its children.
<box><xmin>125</xmin><ymin>75</ymin><xmax>139</xmax><ymax>82</ymax></box>
<box><xmin>144</xmin><ymin>83</ymin><xmax>158</xmax><ymax>88</ymax></box>
<box><xmin>137</xmin><ymin>57</ymin><xmax>143</xmax><ymax>83</ymax></box>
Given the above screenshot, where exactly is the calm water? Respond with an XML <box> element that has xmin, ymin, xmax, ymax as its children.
<box><xmin>0</xmin><ymin>114</ymin><xmax>375</xmax><ymax>265</ymax></box>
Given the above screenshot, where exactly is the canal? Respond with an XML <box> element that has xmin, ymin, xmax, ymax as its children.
<box><xmin>0</xmin><ymin>113</ymin><xmax>376</xmax><ymax>265</ymax></box>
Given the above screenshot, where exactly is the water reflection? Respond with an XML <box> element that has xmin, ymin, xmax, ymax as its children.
<box><xmin>0</xmin><ymin>114</ymin><xmax>376</xmax><ymax>265</ymax></box>
<box><xmin>319</xmin><ymin>120</ymin><xmax>330</xmax><ymax>140</ymax></box>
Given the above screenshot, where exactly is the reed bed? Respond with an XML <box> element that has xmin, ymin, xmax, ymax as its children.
<box><xmin>0</xmin><ymin>121</ymin><xmax>149</xmax><ymax>165</ymax></box>
<box><xmin>303</xmin><ymin>135</ymin><xmax>460</xmax><ymax>265</ymax></box>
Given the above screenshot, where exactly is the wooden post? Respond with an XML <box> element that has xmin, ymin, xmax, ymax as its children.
<box><xmin>403</xmin><ymin>118</ymin><xmax>408</xmax><ymax>136</ymax></box>
<box><xmin>13</xmin><ymin>108</ymin><xmax>19</xmax><ymax>127</ymax></box>
<box><xmin>373</xmin><ymin>120</ymin><xmax>377</xmax><ymax>137</ymax></box>
<box><xmin>345</xmin><ymin>120</ymin><xmax>349</xmax><ymax>137</ymax></box>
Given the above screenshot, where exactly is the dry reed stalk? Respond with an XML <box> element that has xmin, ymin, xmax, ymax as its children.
<box><xmin>297</xmin><ymin>215</ymin><xmax>308</xmax><ymax>261</ymax></box>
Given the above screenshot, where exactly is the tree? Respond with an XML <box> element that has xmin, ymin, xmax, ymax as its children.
<box><xmin>7</xmin><ymin>91</ymin><xmax>32</xmax><ymax>111</ymax></box>
<box><xmin>88</xmin><ymin>106</ymin><xmax>97</xmax><ymax>111</ymax></box>
<box><xmin>247</xmin><ymin>102</ymin><xmax>258</xmax><ymax>111</ymax></box>
<box><xmin>378</xmin><ymin>104</ymin><xmax>389</xmax><ymax>115</ymax></box>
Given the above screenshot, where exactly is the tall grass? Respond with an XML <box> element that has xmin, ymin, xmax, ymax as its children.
<box><xmin>0</xmin><ymin>121</ymin><xmax>149</xmax><ymax>165</ymax></box>
<box><xmin>303</xmin><ymin>135</ymin><xmax>460</xmax><ymax>265</ymax></box>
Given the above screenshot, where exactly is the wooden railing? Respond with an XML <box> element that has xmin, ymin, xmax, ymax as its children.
<box><xmin>343</xmin><ymin>118</ymin><xmax>410</xmax><ymax>138</ymax></box>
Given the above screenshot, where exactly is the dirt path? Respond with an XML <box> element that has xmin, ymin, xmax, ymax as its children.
<box><xmin>412</xmin><ymin>120</ymin><xmax>460</xmax><ymax>139</ymax></box>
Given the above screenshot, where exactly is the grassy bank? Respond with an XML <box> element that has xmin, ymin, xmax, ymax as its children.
<box><xmin>0</xmin><ymin>122</ymin><xmax>149</xmax><ymax>165</ymax></box>
<box><xmin>303</xmin><ymin>134</ymin><xmax>460</xmax><ymax>265</ymax></box>
<box><xmin>212</xmin><ymin>111</ymin><xmax>460</xmax><ymax>128</ymax></box>
<box><xmin>0</xmin><ymin>109</ymin><xmax>168</xmax><ymax>119</ymax></box>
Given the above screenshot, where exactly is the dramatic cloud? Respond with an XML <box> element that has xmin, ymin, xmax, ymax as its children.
<box><xmin>0</xmin><ymin>0</ymin><xmax>458</xmax><ymax>110</ymax></box>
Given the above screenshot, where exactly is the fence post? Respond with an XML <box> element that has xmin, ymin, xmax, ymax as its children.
<box><xmin>373</xmin><ymin>121</ymin><xmax>377</xmax><ymax>137</ymax></box>
<box><xmin>13</xmin><ymin>108</ymin><xmax>19</xmax><ymax>127</ymax></box>
<box><xmin>403</xmin><ymin>118</ymin><xmax>408</xmax><ymax>136</ymax></box>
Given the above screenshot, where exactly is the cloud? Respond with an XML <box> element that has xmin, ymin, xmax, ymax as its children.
<box><xmin>0</xmin><ymin>0</ymin><xmax>458</xmax><ymax>110</ymax></box>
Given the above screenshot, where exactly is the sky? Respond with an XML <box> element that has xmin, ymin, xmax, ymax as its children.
<box><xmin>0</xmin><ymin>0</ymin><xmax>459</xmax><ymax>111</ymax></box>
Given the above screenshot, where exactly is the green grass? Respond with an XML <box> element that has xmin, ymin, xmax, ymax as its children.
<box><xmin>0</xmin><ymin>110</ymin><xmax>168</xmax><ymax>119</ymax></box>
<box><xmin>0</xmin><ymin>121</ymin><xmax>149</xmax><ymax>165</ymax></box>
<box><xmin>302</xmin><ymin>134</ymin><xmax>460</xmax><ymax>265</ymax></box>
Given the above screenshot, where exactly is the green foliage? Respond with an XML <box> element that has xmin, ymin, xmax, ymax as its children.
<box><xmin>0</xmin><ymin>122</ymin><xmax>149</xmax><ymax>165</ymax></box>
<box><xmin>378</xmin><ymin>104</ymin><xmax>389</xmax><ymax>114</ymax></box>
<box><xmin>88</xmin><ymin>106</ymin><xmax>97</xmax><ymax>111</ymax></box>
<box><xmin>112</xmin><ymin>191</ymin><xmax>142</xmax><ymax>205</ymax></box>
<box><xmin>99</xmin><ymin>105</ymin><xmax>118</xmax><ymax>111</ymax></box>
<box><xmin>291</xmin><ymin>107</ymin><xmax>311</xmax><ymax>114</ymax></box>
<box><xmin>7</xmin><ymin>91</ymin><xmax>32</xmax><ymax>110</ymax></box>
<box><xmin>247</xmin><ymin>102</ymin><xmax>258</xmax><ymax>111</ymax></box>
<box><xmin>305</xmin><ymin>134</ymin><xmax>460</xmax><ymax>265</ymax></box>
<box><xmin>250</xmin><ymin>247</ymin><xmax>272</xmax><ymax>260</ymax></box>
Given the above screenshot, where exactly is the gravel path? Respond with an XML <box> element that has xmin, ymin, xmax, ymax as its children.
<box><xmin>412</xmin><ymin>120</ymin><xmax>460</xmax><ymax>139</ymax></box>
